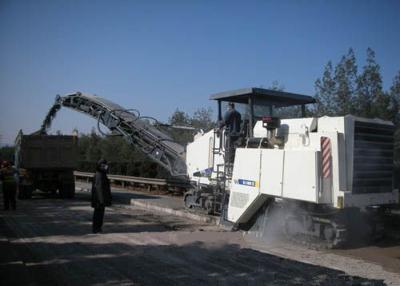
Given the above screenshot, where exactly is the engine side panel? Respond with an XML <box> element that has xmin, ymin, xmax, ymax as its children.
<box><xmin>282</xmin><ymin>150</ymin><xmax>320</xmax><ymax>202</ymax></box>
<box><xmin>259</xmin><ymin>149</ymin><xmax>284</xmax><ymax>197</ymax></box>
<box><xmin>228</xmin><ymin>148</ymin><xmax>263</xmax><ymax>223</ymax></box>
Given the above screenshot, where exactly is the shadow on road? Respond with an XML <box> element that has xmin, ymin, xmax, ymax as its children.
<box><xmin>0</xmin><ymin>200</ymin><xmax>192</xmax><ymax>239</ymax></box>
<box><xmin>0</xmin><ymin>236</ymin><xmax>387</xmax><ymax>286</ymax></box>
<box><xmin>0</xmin><ymin>192</ymin><xmax>395</xmax><ymax>285</ymax></box>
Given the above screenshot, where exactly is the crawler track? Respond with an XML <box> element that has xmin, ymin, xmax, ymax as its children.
<box><xmin>284</xmin><ymin>214</ymin><xmax>348</xmax><ymax>249</ymax></box>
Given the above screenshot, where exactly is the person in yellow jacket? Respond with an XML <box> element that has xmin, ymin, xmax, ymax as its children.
<box><xmin>0</xmin><ymin>161</ymin><xmax>18</xmax><ymax>210</ymax></box>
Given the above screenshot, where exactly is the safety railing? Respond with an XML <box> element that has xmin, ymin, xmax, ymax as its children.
<box><xmin>74</xmin><ymin>171</ymin><xmax>191</xmax><ymax>192</ymax></box>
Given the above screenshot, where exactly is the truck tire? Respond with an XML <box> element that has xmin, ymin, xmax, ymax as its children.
<box><xmin>59</xmin><ymin>182</ymin><xmax>75</xmax><ymax>199</ymax></box>
<box><xmin>18</xmin><ymin>185</ymin><xmax>33</xmax><ymax>200</ymax></box>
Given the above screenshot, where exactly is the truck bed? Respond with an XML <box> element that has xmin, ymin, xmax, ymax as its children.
<box><xmin>15</xmin><ymin>133</ymin><xmax>78</xmax><ymax>169</ymax></box>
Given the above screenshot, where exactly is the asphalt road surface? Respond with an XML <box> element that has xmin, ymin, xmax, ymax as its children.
<box><xmin>0</xmin><ymin>190</ymin><xmax>397</xmax><ymax>285</ymax></box>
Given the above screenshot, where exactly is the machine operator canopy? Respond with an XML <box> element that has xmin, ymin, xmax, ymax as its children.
<box><xmin>209</xmin><ymin>87</ymin><xmax>315</xmax><ymax>107</ymax></box>
<box><xmin>210</xmin><ymin>88</ymin><xmax>316</xmax><ymax>137</ymax></box>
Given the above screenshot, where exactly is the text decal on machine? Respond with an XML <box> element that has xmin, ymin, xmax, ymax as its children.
<box><xmin>234</xmin><ymin>179</ymin><xmax>259</xmax><ymax>187</ymax></box>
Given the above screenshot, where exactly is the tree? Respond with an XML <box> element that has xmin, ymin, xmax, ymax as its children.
<box><xmin>190</xmin><ymin>107</ymin><xmax>214</xmax><ymax>131</ymax></box>
<box><xmin>312</xmin><ymin>48</ymin><xmax>398</xmax><ymax>120</ymax></box>
<box><xmin>168</xmin><ymin>109</ymin><xmax>192</xmax><ymax>145</ymax></box>
<box><xmin>389</xmin><ymin>71</ymin><xmax>400</xmax><ymax>123</ymax></box>
<box><xmin>168</xmin><ymin>107</ymin><xmax>215</xmax><ymax>144</ymax></box>
<box><xmin>84</xmin><ymin>129</ymin><xmax>102</xmax><ymax>164</ymax></box>
<box><xmin>355</xmin><ymin>48</ymin><xmax>385</xmax><ymax>118</ymax></box>
<box><xmin>169</xmin><ymin>109</ymin><xmax>190</xmax><ymax>126</ymax></box>
<box><xmin>388</xmin><ymin>72</ymin><xmax>400</xmax><ymax>170</ymax></box>
<box><xmin>314</xmin><ymin>61</ymin><xmax>337</xmax><ymax>116</ymax></box>
<box><xmin>334</xmin><ymin>48</ymin><xmax>358</xmax><ymax>115</ymax></box>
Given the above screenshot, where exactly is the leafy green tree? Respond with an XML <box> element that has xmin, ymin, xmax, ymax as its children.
<box><xmin>314</xmin><ymin>61</ymin><xmax>337</xmax><ymax>116</ymax></box>
<box><xmin>312</xmin><ymin>47</ymin><xmax>399</xmax><ymax>121</ymax></box>
<box><xmin>85</xmin><ymin>129</ymin><xmax>102</xmax><ymax>163</ymax></box>
<box><xmin>388</xmin><ymin>72</ymin><xmax>400</xmax><ymax>177</ymax></box>
<box><xmin>168</xmin><ymin>109</ymin><xmax>193</xmax><ymax>145</ymax></box>
<box><xmin>389</xmin><ymin>71</ymin><xmax>400</xmax><ymax>123</ymax></box>
<box><xmin>334</xmin><ymin>48</ymin><xmax>358</xmax><ymax>115</ymax></box>
<box><xmin>168</xmin><ymin>107</ymin><xmax>215</xmax><ymax>145</ymax></box>
<box><xmin>190</xmin><ymin>107</ymin><xmax>214</xmax><ymax>131</ymax></box>
<box><xmin>169</xmin><ymin>109</ymin><xmax>191</xmax><ymax>126</ymax></box>
<box><xmin>355</xmin><ymin>48</ymin><xmax>385</xmax><ymax>118</ymax></box>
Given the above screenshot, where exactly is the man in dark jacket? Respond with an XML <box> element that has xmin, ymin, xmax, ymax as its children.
<box><xmin>220</xmin><ymin>102</ymin><xmax>242</xmax><ymax>163</ymax></box>
<box><xmin>222</xmin><ymin>102</ymin><xmax>242</xmax><ymax>135</ymax></box>
<box><xmin>91</xmin><ymin>159</ymin><xmax>112</xmax><ymax>233</ymax></box>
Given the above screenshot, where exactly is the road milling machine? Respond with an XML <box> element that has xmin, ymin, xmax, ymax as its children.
<box><xmin>41</xmin><ymin>88</ymin><xmax>399</xmax><ymax>247</ymax></box>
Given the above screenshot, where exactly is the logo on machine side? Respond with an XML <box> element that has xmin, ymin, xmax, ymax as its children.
<box><xmin>234</xmin><ymin>179</ymin><xmax>259</xmax><ymax>187</ymax></box>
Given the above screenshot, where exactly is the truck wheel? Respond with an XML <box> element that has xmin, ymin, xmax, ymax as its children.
<box><xmin>18</xmin><ymin>185</ymin><xmax>33</xmax><ymax>200</ymax></box>
<box><xmin>59</xmin><ymin>183</ymin><xmax>75</xmax><ymax>199</ymax></box>
<box><xmin>184</xmin><ymin>191</ymin><xmax>195</xmax><ymax>209</ymax></box>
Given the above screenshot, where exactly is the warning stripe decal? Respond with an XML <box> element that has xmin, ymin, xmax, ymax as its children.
<box><xmin>321</xmin><ymin>136</ymin><xmax>331</xmax><ymax>178</ymax></box>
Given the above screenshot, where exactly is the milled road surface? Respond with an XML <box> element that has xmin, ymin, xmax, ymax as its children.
<box><xmin>0</xmin><ymin>191</ymin><xmax>397</xmax><ymax>285</ymax></box>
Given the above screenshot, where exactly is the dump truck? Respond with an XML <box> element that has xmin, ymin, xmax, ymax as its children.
<box><xmin>15</xmin><ymin>131</ymin><xmax>78</xmax><ymax>199</ymax></box>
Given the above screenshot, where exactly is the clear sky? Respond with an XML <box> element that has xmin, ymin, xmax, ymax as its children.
<box><xmin>1</xmin><ymin>0</ymin><xmax>400</xmax><ymax>145</ymax></box>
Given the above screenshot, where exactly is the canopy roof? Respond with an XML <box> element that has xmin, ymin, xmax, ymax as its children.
<box><xmin>209</xmin><ymin>88</ymin><xmax>316</xmax><ymax>107</ymax></box>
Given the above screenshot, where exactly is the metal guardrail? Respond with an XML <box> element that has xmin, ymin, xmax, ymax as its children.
<box><xmin>74</xmin><ymin>171</ymin><xmax>191</xmax><ymax>190</ymax></box>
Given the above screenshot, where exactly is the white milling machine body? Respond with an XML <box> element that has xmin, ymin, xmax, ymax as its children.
<box><xmin>41</xmin><ymin>89</ymin><xmax>398</xmax><ymax>248</ymax></box>
<box><xmin>186</xmin><ymin>88</ymin><xmax>399</xmax><ymax>247</ymax></box>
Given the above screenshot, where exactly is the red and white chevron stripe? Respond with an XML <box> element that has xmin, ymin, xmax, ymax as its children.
<box><xmin>321</xmin><ymin>137</ymin><xmax>331</xmax><ymax>178</ymax></box>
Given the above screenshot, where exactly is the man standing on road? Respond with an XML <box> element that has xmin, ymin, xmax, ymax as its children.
<box><xmin>91</xmin><ymin>159</ymin><xmax>112</xmax><ymax>233</ymax></box>
<box><xmin>0</xmin><ymin>161</ymin><xmax>18</xmax><ymax>211</ymax></box>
